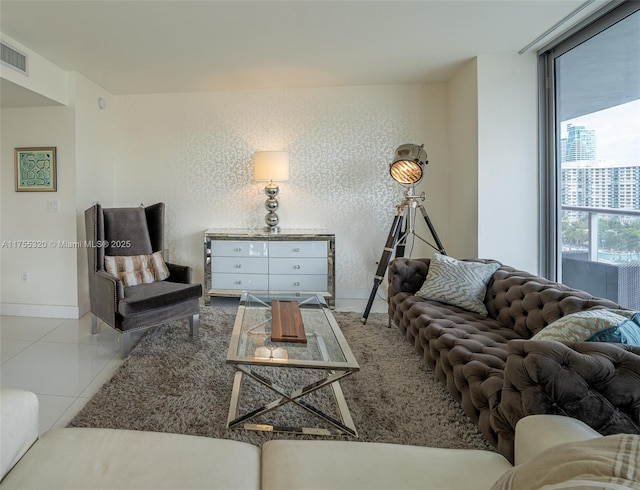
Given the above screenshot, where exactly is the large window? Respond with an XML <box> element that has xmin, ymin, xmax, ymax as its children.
<box><xmin>541</xmin><ymin>2</ymin><xmax>640</xmax><ymax>309</ymax></box>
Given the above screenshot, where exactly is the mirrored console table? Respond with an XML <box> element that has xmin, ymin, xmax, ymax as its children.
<box><xmin>204</xmin><ymin>229</ymin><xmax>336</xmax><ymax>308</ymax></box>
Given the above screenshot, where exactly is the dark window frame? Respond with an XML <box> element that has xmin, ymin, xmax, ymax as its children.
<box><xmin>539</xmin><ymin>0</ymin><xmax>640</xmax><ymax>280</ymax></box>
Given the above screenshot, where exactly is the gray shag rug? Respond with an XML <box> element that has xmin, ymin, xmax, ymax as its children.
<box><xmin>69</xmin><ymin>307</ymin><xmax>493</xmax><ymax>451</ymax></box>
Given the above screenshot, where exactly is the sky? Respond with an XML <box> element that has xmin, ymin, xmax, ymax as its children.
<box><xmin>561</xmin><ymin>99</ymin><xmax>640</xmax><ymax>166</ymax></box>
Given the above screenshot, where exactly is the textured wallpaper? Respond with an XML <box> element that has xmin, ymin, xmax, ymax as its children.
<box><xmin>113</xmin><ymin>84</ymin><xmax>445</xmax><ymax>297</ymax></box>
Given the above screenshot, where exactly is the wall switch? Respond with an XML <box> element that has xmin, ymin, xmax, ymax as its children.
<box><xmin>21</xmin><ymin>272</ymin><xmax>30</xmax><ymax>282</ymax></box>
<box><xmin>47</xmin><ymin>200</ymin><xmax>60</xmax><ymax>212</ymax></box>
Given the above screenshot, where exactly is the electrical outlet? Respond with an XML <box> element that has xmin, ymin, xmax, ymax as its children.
<box><xmin>47</xmin><ymin>200</ymin><xmax>60</xmax><ymax>212</ymax></box>
<box><xmin>21</xmin><ymin>272</ymin><xmax>30</xmax><ymax>282</ymax></box>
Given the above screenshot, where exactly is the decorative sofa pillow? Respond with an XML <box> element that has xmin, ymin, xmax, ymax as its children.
<box><xmin>491</xmin><ymin>433</ymin><xmax>640</xmax><ymax>490</ymax></box>
<box><xmin>415</xmin><ymin>254</ymin><xmax>500</xmax><ymax>316</ymax></box>
<box><xmin>532</xmin><ymin>309</ymin><xmax>640</xmax><ymax>346</ymax></box>
<box><xmin>588</xmin><ymin>312</ymin><xmax>640</xmax><ymax>345</ymax></box>
<box><xmin>104</xmin><ymin>251</ymin><xmax>170</xmax><ymax>287</ymax></box>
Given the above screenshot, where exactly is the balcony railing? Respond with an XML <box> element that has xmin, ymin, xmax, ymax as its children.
<box><xmin>562</xmin><ymin>205</ymin><xmax>640</xmax><ymax>261</ymax></box>
<box><xmin>561</xmin><ymin>205</ymin><xmax>640</xmax><ymax>309</ymax></box>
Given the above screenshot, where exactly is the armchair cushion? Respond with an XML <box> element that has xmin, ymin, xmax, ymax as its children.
<box><xmin>103</xmin><ymin>207</ymin><xmax>153</xmax><ymax>256</ymax></box>
<box><xmin>104</xmin><ymin>251</ymin><xmax>170</xmax><ymax>287</ymax></box>
<box><xmin>118</xmin><ymin>281</ymin><xmax>202</xmax><ymax>317</ymax></box>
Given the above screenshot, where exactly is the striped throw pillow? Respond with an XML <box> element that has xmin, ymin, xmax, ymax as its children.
<box><xmin>104</xmin><ymin>251</ymin><xmax>170</xmax><ymax>287</ymax></box>
<box><xmin>532</xmin><ymin>309</ymin><xmax>640</xmax><ymax>346</ymax></box>
<box><xmin>416</xmin><ymin>254</ymin><xmax>500</xmax><ymax>316</ymax></box>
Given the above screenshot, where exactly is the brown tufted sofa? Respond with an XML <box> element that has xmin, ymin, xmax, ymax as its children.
<box><xmin>388</xmin><ymin>257</ymin><xmax>640</xmax><ymax>462</ymax></box>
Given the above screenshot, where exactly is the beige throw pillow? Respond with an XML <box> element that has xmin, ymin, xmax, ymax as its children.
<box><xmin>104</xmin><ymin>251</ymin><xmax>170</xmax><ymax>287</ymax></box>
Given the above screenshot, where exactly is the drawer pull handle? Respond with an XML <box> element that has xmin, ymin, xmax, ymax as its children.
<box><xmin>235</xmin><ymin>264</ymin><xmax>242</xmax><ymax>268</ymax></box>
<box><xmin>294</xmin><ymin>265</ymin><xmax>301</xmax><ymax>269</ymax></box>
<box><xmin>293</xmin><ymin>248</ymin><xmax>301</xmax><ymax>252</ymax></box>
<box><xmin>294</xmin><ymin>282</ymin><xmax>301</xmax><ymax>286</ymax></box>
<box><xmin>234</xmin><ymin>247</ymin><xmax>242</xmax><ymax>252</ymax></box>
<box><xmin>235</xmin><ymin>280</ymin><xmax>242</xmax><ymax>285</ymax></box>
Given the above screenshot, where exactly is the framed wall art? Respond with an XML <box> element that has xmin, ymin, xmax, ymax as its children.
<box><xmin>15</xmin><ymin>147</ymin><xmax>57</xmax><ymax>192</ymax></box>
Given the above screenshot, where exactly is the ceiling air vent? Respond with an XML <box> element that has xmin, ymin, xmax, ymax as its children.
<box><xmin>1</xmin><ymin>41</ymin><xmax>28</xmax><ymax>75</ymax></box>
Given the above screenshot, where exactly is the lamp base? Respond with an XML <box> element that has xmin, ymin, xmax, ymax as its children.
<box><xmin>263</xmin><ymin>183</ymin><xmax>281</xmax><ymax>232</ymax></box>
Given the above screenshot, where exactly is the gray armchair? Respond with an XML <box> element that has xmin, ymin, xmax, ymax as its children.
<box><xmin>84</xmin><ymin>203</ymin><xmax>201</xmax><ymax>357</ymax></box>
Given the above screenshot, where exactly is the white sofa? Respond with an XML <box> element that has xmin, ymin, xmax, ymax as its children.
<box><xmin>0</xmin><ymin>388</ymin><xmax>633</xmax><ymax>490</ymax></box>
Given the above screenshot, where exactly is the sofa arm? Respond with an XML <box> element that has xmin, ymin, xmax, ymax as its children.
<box><xmin>166</xmin><ymin>262</ymin><xmax>192</xmax><ymax>284</ymax></box>
<box><xmin>388</xmin><ymin>257</ymin><xmax>430</xmax><ymax>297</ymax></box>
<box><xmin>496</xmin><ymin>339</ymin><xmax>640</xmax><ymax>455</ymax></box>
<box><xmin>0</xmin><ymin>389</ymin><xmax>39</xmax><ymax>481</ymax></box>
<box><xmin>514</xmin><ymin>414</ymin><xmax>601</xmax><ymax>466</ymax></box>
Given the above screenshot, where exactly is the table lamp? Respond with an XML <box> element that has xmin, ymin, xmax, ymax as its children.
<box><xmin>254</xmin><ymin>151</ymin><xmax>289</xmax><ymax>232</ymax></box>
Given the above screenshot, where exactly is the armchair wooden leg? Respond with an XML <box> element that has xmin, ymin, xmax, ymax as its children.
<box><xmin>91</xmin><ymin>314</ymin><xmax>99</xmax><ymax>334</ymax></box>
<box><xmin>189</xmin><ymin>314</ymin><xmax>199</xmax><ymax>337</ymax></box>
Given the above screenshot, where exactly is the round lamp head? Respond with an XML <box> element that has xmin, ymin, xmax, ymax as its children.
<box><xmin>389</xmin><ymin>144</ymin><xmax>428</xmax><ymax>185</ymax></box>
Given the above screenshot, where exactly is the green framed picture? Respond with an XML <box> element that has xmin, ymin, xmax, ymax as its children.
<box><xmin>15</xmin><ymin>147</ymin><xmax>57</xmax><ymax>192</ymax></box>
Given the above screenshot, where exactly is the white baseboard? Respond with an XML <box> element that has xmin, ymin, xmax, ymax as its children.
<box><xmin>78</xmin><ymin>300</ymin><xmax>91</xmax><ymax>317</ymax></box>
<box><xmin>0</xmin><ymin>302</ymin><xmax>84</xmax><ymax>319</ymax></box>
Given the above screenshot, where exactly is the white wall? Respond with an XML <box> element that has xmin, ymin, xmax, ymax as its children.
<box><xmin>408</xmin><ymin>84</ymin><xmax>451</xmax><ymax>260</ymax></box>
<box><xmin>72</xmin><ymin>73</ymin><xmax>116</xmax><ymax>312</ymax></box>
<box><xmin>447</xmin><ymin>59</ymin><xmax>479</xmax><ymax>259</ymax></box>
<box><xmin>112</xmin><ymin>84</ymin><xmax>448</xmax><ymax>298</ymax></box>
<box><xmin>0</xmin><ymin>33</ymin><xmax>74</xmax><ymax>316</ymax></box>
<box><xmin>0</xmin><ymin>73</ymin><xmax>115</xmax><ymax>317</ymax></box>
<box><xmin>445</xmin><ymin>55</ymin><xmax>539</xmax><ymax>273</ymax></box>
<box><xmin>476</xmin><ymin>54</ymin><xmax>538</xmax><ymax>273</ymax></box>
<box><xmin>1</xmin><ymin>104</ymin><xmax>78</xmax><ymax>317</ymax></box>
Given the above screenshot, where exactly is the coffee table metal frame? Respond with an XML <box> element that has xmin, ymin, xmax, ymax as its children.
<box><xmin>226</xmin><ymin>291</ymin><xmax>360</xmax><ymax>437</ymax></box>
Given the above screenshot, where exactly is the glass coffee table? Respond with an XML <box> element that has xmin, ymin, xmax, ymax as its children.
<box><xmin>226</xmin><ymin>291</ymin><xmax>360</xmax><ymax>437</ymax></box>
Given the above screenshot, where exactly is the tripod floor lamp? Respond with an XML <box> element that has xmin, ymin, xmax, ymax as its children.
<box><xmin>362</xmin><ymin>144</ymin><xmax>446</xmax><ymax>324</ymax></box>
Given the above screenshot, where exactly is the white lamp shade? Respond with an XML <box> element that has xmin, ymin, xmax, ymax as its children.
<box><xmin>254</xmin><ymin>151</ymin><xmax>289</xmax><ymax>181</ymax></box>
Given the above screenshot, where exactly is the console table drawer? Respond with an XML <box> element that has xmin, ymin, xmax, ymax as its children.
<box><xmin>212</xmin><ymin>257</ymin><xmax>268</xmax><ymax>274</ymax></box>
<box><xmin>269</xmin><ymin>241</ymin><xmax>328</xmax><ymax>258</ymax></box>
<box><xmin>211</xmin><ymin>273</ymin><xmax>269</xmax><ymax>290</ymax></box>
<box><xmin>269</xmin><ymin>257</ymin><xmax>327</xmax><ymax>275</ymax></box>
<box><xmin>269</xmin><ymin>274</ymin><xmax>328</xmax><ymax>292</ymax></box>
<box><xmin>211</xmin><ymin>240</ymin><xmax>268</xmax><ymax>257</ymax></box>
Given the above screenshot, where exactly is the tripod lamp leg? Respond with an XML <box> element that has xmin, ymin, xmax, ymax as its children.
<box><xmin>418</xmin><ymin>205</ymin><xmax>446</xmax><ymax>255</ymax></box>
<box><xmin>362</xmin><ymin>210</ymin><xmax>405</xmax><ymax>324</ymax></box>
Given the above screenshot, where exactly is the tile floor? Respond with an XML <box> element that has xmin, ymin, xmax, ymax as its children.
<box><xmin>0</xmin><ymin>297</ymin><xmax>387</xmax><ymax>436</ymax></box>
